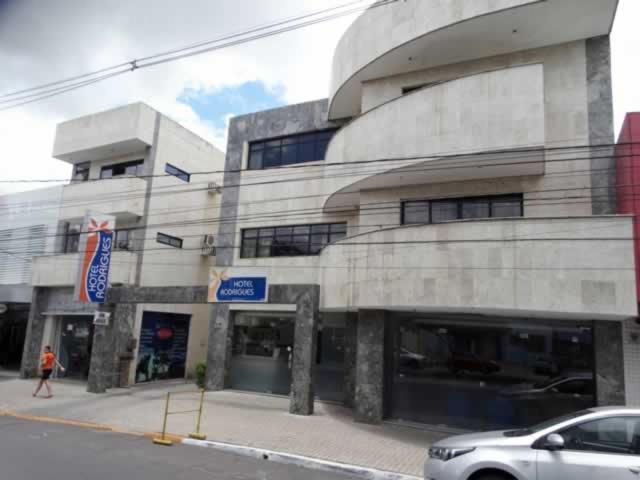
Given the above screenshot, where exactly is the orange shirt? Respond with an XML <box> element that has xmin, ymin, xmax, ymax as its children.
<box><xmin>42</xmin><ymin>352</ymin><xmax>55</xmax><ymax>370</ymax></box>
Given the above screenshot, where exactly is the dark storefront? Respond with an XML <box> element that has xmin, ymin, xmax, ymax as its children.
<box><xmin>57</xmin><ymin>316</ymin><xmax>94</xmax><ymax>379</ymax></box>
<box><xmin>136</xmin><ymin>311</ymin><xmax>191</xmax><ymax>383</ymax></box>
<box><xmin>387</xmin><ymin>316</ymin><xmax>595</xmax><ymax>430</ymax></box>
<box><xmin>0</xmin><ymin>304</ymin><xmax>29</xmax><ymax>370</ymax></box>
<box><xmin>230</xmin><ymin>313</ymin><xmax>346</xmax><ymax>402</ymax></box>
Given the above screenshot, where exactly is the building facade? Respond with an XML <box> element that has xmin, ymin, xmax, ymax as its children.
<box><xmin>0</xmin><ymin>186</ymin><xmax>64</xmax><ymax>370</ymax></box>
<box><xmin>206</xmin><ymin>0</ymin><xmax>637</xmax><ymax>429</ymax></box>
<box><xmin>21</xmin><ymin>103</ymin><xmax>225</xmax><ymax>388</ymax></box>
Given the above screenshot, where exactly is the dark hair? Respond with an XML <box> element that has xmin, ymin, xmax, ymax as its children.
<box><xmin>44</xmin><ymin>345</ymin><xmax>51</xmax><ymax>351</ymax></box>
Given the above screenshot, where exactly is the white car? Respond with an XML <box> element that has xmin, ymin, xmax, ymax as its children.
<box><xmin>424</xmin><ymin>407</ymin><xmax>640</xmax><ymax>480</ymax></box>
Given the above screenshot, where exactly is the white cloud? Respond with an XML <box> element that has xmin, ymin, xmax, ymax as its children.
<box><xmin>0</xmin><ymin>0</ymin><xmax>638</xmax><ymax>195</ymax></box>
<box><xmin>0</xmin><ymin>0</ymin><xmax>359</xmax><ymax>194</ymax></box>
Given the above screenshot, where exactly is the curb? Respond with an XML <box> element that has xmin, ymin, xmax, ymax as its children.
<box><xmin>0</xmin><ymin>410</ymin><xmax>114</xmax><ymax>432</ymax></box>
<box><xmin>182</xmin><ymin>438</ymin><xmax>422</xmax><ymax>480</ymax></box>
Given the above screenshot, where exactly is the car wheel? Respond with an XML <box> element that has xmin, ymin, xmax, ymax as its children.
<box><xmin>472</xmin><ymin>473</ymin><xmax>516</xmax><ymax>480</ymax></box>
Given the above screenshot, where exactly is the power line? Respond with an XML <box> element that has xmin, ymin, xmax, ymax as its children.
<box><xmin>0</xmin><ymin>0</ymin><xmax>397</xmax><ymax>112</ymax></box>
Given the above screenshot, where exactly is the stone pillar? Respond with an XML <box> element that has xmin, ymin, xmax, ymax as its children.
<box><xmin>289</xmin><ymin>285</ymin><xmax>320</xmax><ymax>416</ymax></box>
<box><xmin>20</xmin><ymin>287</ymin><xmax>48</xmax><ymax>379</ymax></box>
<box><xmin>355</xmin><ymin>309</ymin><xmax>386</xmax><ymax>424</ymax></box>
<box><xmin>594</xmin><ymin>320</ymin><xmax>626</xmax><ymax>406</ymax></box>
<box><xmin>343</xmin><ymin>313</ymin><xmax>358</xmax><ymax>408</ymax></box>
<box><xmin>206</xmin><ymin>304</ymin><xmax>233</xmax><ymax>391</ymax></box>
<box><xmin>113</xmin><ymin>303</ymin><xmax>137</xmax><ymax>387</ymax></box>
<box><xmin>87</xmin><ymin>303</ymin><xmax>116</xmax><ymax>394</ymax></box>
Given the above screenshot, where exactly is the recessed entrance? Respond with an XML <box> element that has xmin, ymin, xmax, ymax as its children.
<box><xmin>57</xmin><ymin>316</ymin><xmax>94</xmax><ymax>380</ymax></box>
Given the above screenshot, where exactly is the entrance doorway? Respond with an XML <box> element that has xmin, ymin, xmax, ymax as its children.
<box><xmin>230</xmin><ymin>315</ymin><xmax>294</xmax><ymax>395</ymax></box>
<box><xmin>0</xmin><ymin>304</ymin><xmax>29</xmax><ymax>370</ymax></box>
<box><xmin>58</xmin><ymin>316</ymin><xmax>94</xmax><ymax>380</ymax></box>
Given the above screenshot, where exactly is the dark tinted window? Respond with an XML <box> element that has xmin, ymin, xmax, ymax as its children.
<box><xmin>156</xmin><ymin>232</ymin><xmax>183</xmax><ymax>249</ymax></box>
<box><xmin>248</xmin><ymin>129</ymin><xmax>338</xmax><ymax>169</ymax></box>
<box><xmin>101</xmin><ymin>159</ymin><xmax>144</xmax><ymax>179</ymax></box>
<box><xmin>402</xmin><ymin>194</ymin><xmax>523</xmax><ymax>225</ymax></box>
<box><xmin>241</xmin><ymin>223</ymin><xmax>347</xmax><ymax>258</ymax></box>
<box><xmin>560</xmin><ymin>417</ymin><xmax>640</xmax><ymax>454</ymax></box>
<box><xmin>165</xmin><ymin>163</ymin><xmax>190</xmax><ymax>182</ymax></box>
<box><xmin>73</xmin><ymin>162</ymin><xmax>90</xmax><ymax>182</ymax></box>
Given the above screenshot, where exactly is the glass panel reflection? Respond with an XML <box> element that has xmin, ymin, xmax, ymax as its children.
<box><xmin>391</xmin><ymin>318</ymin><xmax>594</xmax><ymax>430</ymax></box>
<box><xmin>231</xmin><ymin>316</ymin><xmax>294</xmax><ymax>396</ymax></box>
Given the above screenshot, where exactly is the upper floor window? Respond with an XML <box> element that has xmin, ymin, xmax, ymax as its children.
<box><xmin>114</xmin><ymin>229</ymin><xmax>132</xmax><ymax>251</ymax></box>
<box><xmin>63</xmin><ymin>222</ymin><xmax>82</xmax><ymax>253</ymax></box>
<box><xmin>402</xmin><ymin>194</ymin><xmax>523</xmax><ymax>225</ymax></box>
<box><xmin>165</xmin><ymin>163</ymin><xmax>190</xmax><ymax>182</ymax></box>
<box><xmin>100</xmin><ymin>159</ymin><xmax>144</xmax><ymax>179</ymax></box>
<box><xmin>241</xmin><ymin>223</ymin><xmax>347</xmax><ymax>258</ymax></box>
<box><xmin>248</xmin><ymin>129</ymin><xmax>338</xmax><ymax>170</ymax></box>
<box><xmin>156</xmin><ymin>232</ymin><xmax>183</xmax><ymax>249</ymax></box>
<box><xmin>72</xmin><ymin>162</ymin><xmax>90</xmax><ymax>182</ymax></box>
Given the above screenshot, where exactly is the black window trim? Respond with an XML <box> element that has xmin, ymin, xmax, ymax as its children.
<box><xmin>165</xmin><ymin>163</ymin><xmax>191</xmax><ymax>182</ymax></box>
<box><xmin>240</xmin><ymin>222</ymin><xmax>347</xmax><ymax>258</ymax></box>
<box><xmin>247</xmin><ymin>128</ymin><xmax>339</xmax><ymax>170</ymax></box>
<box><xmin>100</xmin><ymin>159</ymin><xmax>145</xmax><ymax>179</ymax></box>
<box><xmin>401</xmin><ymin>194</ymin><xmax>524</xmax><ymax>225</ymax></box>
<box><xmin>156</xmin><ymin>232</ymin><xmax>183</xmax><ymax>249</ymax></box>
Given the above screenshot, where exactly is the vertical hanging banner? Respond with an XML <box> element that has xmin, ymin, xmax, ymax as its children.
<box><xmin>74</xmin><ymin>212</ymin><xmax>115</xmax><ymax>304</ymax></box>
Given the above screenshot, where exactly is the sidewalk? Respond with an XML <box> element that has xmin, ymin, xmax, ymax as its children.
<box><xmin>0</xmin><ymin>378</ymin><xmax>445</xmax><ymax>477</ymax></box>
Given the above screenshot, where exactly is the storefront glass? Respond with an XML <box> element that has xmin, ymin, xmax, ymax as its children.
<box><xmin>390</xmin><ymin>317</ymin><xmax>595</xmax><ymax>430</ymax></box>
<box><xmin>314</xmin><ymin>321</ymin><xmax>346</xmax><ymax>403</ymax></box>
<box><xmin>136</xmin><ymin>312</ymin><xmax>191</xmax><ymax>383</ymax></box>
<box><xmin>230</xmin><ymin>316</ymin><xmax>294</xmax><ymax>395</ymax></box>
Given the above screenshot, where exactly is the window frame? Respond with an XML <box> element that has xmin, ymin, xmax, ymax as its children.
<box><xmin>100</xmin><ymin>159</ymin><xmax>144</xmax><ymax>179</ymax></box>
<box><xmin>240</xmin><ymin>222</ymin><xmax>347</xmax><ymax>258</ymax></box>
<box><xmin>401</xmin><ymin>194</ymin><xmax>524</xmax><ymax>225</ymax></box>
<box><xmin>247</xmin><ymin>128</ymin><xmax>339</xmax><ymax>170</ymax></box>
<box><xmin>165</xmin><ymin>163</ymin><xmax>191</xmax><ymax>182</ymax></box>
<box><xmin>552</xmin><ymin>416</ymin><xmax>640</xmax><ymax>456</ymax></box>
<box><xmin>156</xmin><ymin>232</ymin><xmax>183</xmax><ymax>249</ymax></box>
<box><xmin>63</xmin><ymin>222</ymin><xmax>82</xmax><ymax>254</ymax></box>
<box><xmin>73</xmin><ymin>162</ymin><xmax>91</xmax><ymax>182</ymax></box>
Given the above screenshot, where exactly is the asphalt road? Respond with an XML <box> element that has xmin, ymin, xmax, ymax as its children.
<box><xmin>0</xmin><ymin>416</ymin><xmax>360</xmax><ymax>480</ymax></box>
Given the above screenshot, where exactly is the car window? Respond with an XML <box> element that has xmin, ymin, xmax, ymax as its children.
<box><xmin>559</xmin><ymin>417</ymin><xmax>640</xmax><ymax>455</ymax></box>
<box><xmin>554</xmin><ymin>379</ymin><xmax>593</xmax><ymax>395</ymax></box>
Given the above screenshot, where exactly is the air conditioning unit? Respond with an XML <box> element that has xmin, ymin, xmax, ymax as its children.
<box><xmin>201</xmin><ymin>234</ymin><xmax>216</xmax><ymax>256</ymax></box>
<box><xmin>207</xmin><ymin>182</ymin><xmax>222</xmax><ymax>195</ymax></box>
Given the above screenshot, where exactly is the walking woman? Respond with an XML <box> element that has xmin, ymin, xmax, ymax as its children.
<box><xmin>33</xmin><ymin>346</ymin><xmax>65</xmax><ymax>398</ymax></box>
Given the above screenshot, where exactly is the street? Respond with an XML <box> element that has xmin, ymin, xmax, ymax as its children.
<box><xmin>0</xmin><ymin>417</ymin><xmax>359</xmax><ymax>480</ymax></box>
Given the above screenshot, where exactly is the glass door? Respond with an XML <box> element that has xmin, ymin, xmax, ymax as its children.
<box><xmin>58</xmin><ymin>316</ymin><xmax>94</xmax><ymax>379</ymax></box>
<box><xmin>230</xmin><ymin>315</ymin><xmax>294</xmax><ymax>395</ymax></box>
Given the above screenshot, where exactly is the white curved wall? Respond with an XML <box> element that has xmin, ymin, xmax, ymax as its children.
<box><xmin>319</xmin><ymin>216</ymin><xmax>637</xmax><ymax>317</ymax></box>
<box><xmin>324</xmin><ymin>64</ymin><xmax>545</xmax><ymax>209</ymax></box>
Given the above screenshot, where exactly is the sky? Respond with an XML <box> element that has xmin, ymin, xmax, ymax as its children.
<box><xmin>0</xmin><ymin>0</ymin><xmax>638</xmax><ymax>195</ymax></box>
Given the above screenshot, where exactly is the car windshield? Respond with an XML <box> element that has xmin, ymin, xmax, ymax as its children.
<box><xmin>503</xmin><ymin>409</ymin><xmax>594</xmax><ymax>437</ymax></box>
<box><xmin>532</xmin><ymin>376</ymin><xmax>567</xmax><ymax>389</ymax></box>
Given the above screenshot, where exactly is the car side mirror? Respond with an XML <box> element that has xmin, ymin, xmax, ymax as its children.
<box><xmin>544</xmin><ymin>433</ymin><xmax>565</xmax><ymax>451</ymax></box>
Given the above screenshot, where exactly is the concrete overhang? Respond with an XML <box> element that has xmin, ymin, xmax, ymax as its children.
<box><xmin>329</xmin><ymin>0</ymin><xmax>619</xmax><ymax>120</ymax></box>
<box><xmin>324</xmin><ymin>148</ymin><xmax>545</xmax><ymax>211</ymax></box>
<box><xmin>52</xmin><ymin>103</ymin><xmax>156</xmax><ymax>164</ymax></box>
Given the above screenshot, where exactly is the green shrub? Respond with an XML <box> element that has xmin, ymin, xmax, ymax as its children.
<box><xmin>195</xmin><ymin>362</ymin><xmax>207</xmax><ymax>389</ymax></box>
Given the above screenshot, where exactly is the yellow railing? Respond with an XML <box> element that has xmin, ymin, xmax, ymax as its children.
<box><xmin>153</xmin><ymin>390</ymin><xmax>206</xmax><ymax>446</ymax></box>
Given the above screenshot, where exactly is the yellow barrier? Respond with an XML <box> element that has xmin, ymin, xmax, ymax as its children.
<box><xmin>153</xmin><ymin>389</ymin><xmax>207</xmax><ymax>446</ymax></box>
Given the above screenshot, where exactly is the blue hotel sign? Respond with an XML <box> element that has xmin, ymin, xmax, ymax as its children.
<box><xmin>208</xmin><ymin>269</ymin><xmax>268</xmax><ymax>303</ymax></box>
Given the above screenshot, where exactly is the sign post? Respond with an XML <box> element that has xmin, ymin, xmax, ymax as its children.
<box><xmin>208</xmin><ymin>269</ymin><xmax>268</xmax><ymax>303</ymax></box>
<box><xmin>74</xmin><ymin>212</ymin><xmax>115</xmax><ymax>304</ymax></box>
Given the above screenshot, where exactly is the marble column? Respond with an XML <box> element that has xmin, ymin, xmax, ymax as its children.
<box><xmin>206</xmin><ymin>303</ymin><xmax>233</xmax><ymax>391</ymax></box>
<box><xmin>594</xmin><ymin>320</ymin><xmax>626</xmax><ymax>406</ymax></box>
<box><xmin>355</xmin><ymin>309</ymin><xmax>386</xmax><ymax>424</ymax></box>
<box><xmin>20</xmin><ymin>287</ymin><xmax>48</xmax><ymax>379</ymax></box>
<box><xmin>87</xmin><ymin>303</ymin><xmax>116</xmax><ymax>394</ymax></box>
<box><xmin>343</xmin><ymin>313</ymin><xmax>358</xmax><ymax>409</ymax></box>
<box><xmin>288</xmin><ymin>285</ymin><xmax>320</xmax><ymax>415</ymax></box>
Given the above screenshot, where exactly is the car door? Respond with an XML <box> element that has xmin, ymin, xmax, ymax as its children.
<box><xmin>536</xmin><ymin>416</ymin><xmax>640</xmax><ymax>480</ymax></box>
